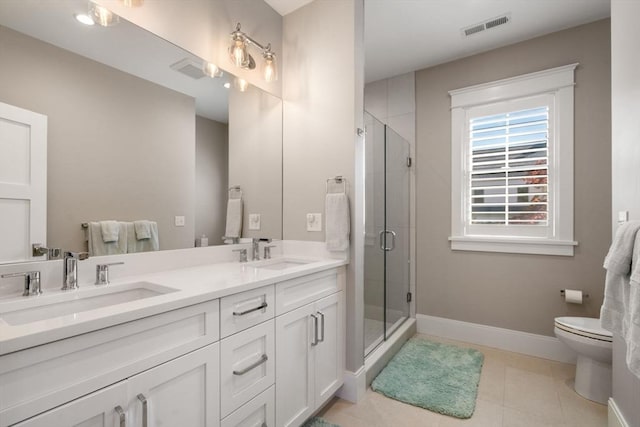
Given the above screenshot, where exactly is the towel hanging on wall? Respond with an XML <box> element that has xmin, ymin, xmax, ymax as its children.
<box><xmin>325</xmin><ymin>177</ymin><xmax>350</xmax><ymax>251</ymax></box>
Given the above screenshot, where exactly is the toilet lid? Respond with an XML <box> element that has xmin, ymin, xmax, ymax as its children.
<box><xmin>555</xmin><ymin>317</ymin><xmax>612</xmax><ymax>342</ymax></box>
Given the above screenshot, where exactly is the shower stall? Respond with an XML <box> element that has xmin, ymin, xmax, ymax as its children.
<box><xmin>363</xmin><ymin>111</ymin><xmax>412</xmax><ymax>357</ymax></box>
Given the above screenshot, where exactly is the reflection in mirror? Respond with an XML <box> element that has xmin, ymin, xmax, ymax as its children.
<box><xmin>0</xmin><ymin>1</ymin><xmax>283</xmax><ymax>264</ymax></box>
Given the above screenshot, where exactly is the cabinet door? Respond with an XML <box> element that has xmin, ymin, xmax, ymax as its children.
<box><xmin>12</xmin><ymin>382</ymin><xmax>127</xmax><ymax>427</ymax></box>
<box><xmin>314</xmin><ymin>292</ymin><xmax>344</xmax><ymax>406</ymax></box>
<box><xmin>275</xmin><ymin>303</ymin><xmax>316</xmax><ymax>427</ymax></box>
<box><xmin>127</xmin><ymin>343</ymin><xmax>220</xmax><ymax>427</ymax></box>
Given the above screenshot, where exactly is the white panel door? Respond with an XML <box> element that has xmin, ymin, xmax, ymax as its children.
<box><xmin>0</xmin><ymin>102</ymin><xmax>47</xmax><ymax>263</ymax></box>
<box><xmin>275</xmin><ymin>303</ymin><xmax>316</xmax><ymax>427</ymax></box>
<box><xmin>12</xmin><ymin>382</ymin><xmax>127</xmax><ymax>427</ymax></box>
<box><xmin>127</xmin><ymin>343</ymin><xmax>220</xmax><ymax>427</ymax></box>
<box><xmin>314</xmin><ymin>292</ymin><xmax>344</xmax><ymax>406</ymax></box>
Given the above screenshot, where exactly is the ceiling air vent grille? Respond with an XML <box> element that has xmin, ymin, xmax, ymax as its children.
<box><xmin>170</xmin><ymin>58</ymin><xmax>205</xmax><ymax>79</ymax></box>
<box><xmin>462</xmin><ymin>13</ymin><xmax>511</xmax><ymax>37</ymax></box>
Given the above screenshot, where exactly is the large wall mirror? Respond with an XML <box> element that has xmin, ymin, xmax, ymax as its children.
<box><xmin>0</xmin><ymin>1</ymin><xmax>283</xmax><ymax>264</ymax></box>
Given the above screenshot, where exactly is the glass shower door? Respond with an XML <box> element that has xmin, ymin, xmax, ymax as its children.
<box><xmin>363</xmin><ymin>112</ymin><xmax>411</xmax><ymax>357</ymax></box>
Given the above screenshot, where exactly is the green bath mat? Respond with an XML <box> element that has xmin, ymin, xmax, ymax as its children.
<box><xmin>302</xmin><ymin>417</ymin><xmax>340</xmax><ymax>427</ymax></box>
<box><xmin>371</xmin><ymin>337</ymin><xmax>484</xmax><ymax>419</ymax></box>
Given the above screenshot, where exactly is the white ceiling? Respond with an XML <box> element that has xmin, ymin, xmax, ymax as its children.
<box><xmin>364</xmin><ymin>0</ymin><xmax>610</xmax><ymax>82</ymax></box>
<box><xmin>264</xmin><ymin>0</ymin><xmax>314</xmax><ymax>16</ymax></box>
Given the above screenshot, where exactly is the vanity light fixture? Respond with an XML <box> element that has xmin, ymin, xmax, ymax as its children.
<box><xmin>89</xmin><ymin>3</ymin><xmax>119</xmax><ymax>27</ymax></box>
<box><xmin>121</xmin><ymin>0</ymin><xmax>144</xmax><ymax>7</ymax></box>
<box><xmin>228</xmin><ymin>23</ymin><xmax>278</xmax><ymax>82</ymax></box>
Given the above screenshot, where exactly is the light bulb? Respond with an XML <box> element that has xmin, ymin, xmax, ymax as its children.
<box><xmin>75</xmin><ymin>13</ymin><xmax>94</xmax><ymax>25</ymax></box>
<box><xmin>229</xmin><ymin>35</ymin><xmax>248</xmax><ymax>67</ymax></box>
<box><xmin>262</xmin><ymin>51</ymin><xmax>277</xmax><ymax>82</ymax></box>
<box><xmin>121</xmin><ymin>0</ymin><xmax>144</xmax><ymax>6</ymax></box>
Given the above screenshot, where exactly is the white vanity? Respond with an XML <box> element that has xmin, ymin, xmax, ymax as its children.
<box><xmin>0</xmin><ymin>244</ymin><xmax>346</xmax><ymax>427</ymax></box>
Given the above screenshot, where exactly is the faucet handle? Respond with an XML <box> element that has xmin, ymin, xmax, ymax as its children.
<box><xmin>263</xmin><ymin>245</ymin><xmax>276</xmax><ymax>260</ymax></box>
<box><xmin>233</xmin><ymin>248</ymin><xmax>248</xmax><ymax>263</ymax></box>
<box><xmin>65</xmin><ymin>251</ymin><xmax>89</xmax><ymax>260</ymax></box>
<box><xmin>2</xmin><ymin>271</ymin><xmax>42</xmax><ymax>296</ymax></box>
<box><xmin>95</xmin><ymin>262</ymin><xmax>125</xmax><ymax>285</ymax></box>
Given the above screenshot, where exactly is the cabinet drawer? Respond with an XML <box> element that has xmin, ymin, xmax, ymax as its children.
<box><xmin>220</xmin><ymin>320</ymin><xmax>275</xmax><ymax>417</ymax></box>
<box><xmin>221</xmin><ymin>385</ymin><xmax>274</xmax><ymax>427</ymax></box>
<box><xmin>220</xmin><ymin>285</ymin><xmax>274</xmax><ymax>338</ymax></box>
<box><xmin>0</xmin><ymin>300</ymin><xmax>219</xmax><ymax>427</ymax></box>
<box><xmin>275</xmin><ymin>269</ymin><xmax>339</xmax><ymax>315</ymax></box>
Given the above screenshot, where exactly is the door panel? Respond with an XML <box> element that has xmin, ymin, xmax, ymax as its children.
<box><xmin>0</xmin><ymin>102</ymin><xmax>47</xmax><ymax>263</ymax></box>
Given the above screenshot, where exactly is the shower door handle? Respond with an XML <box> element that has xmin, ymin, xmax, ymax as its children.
<box><xmin>380</xmin><ymin>230</ymin><xmax>396</xmax><ymax>251</ymax></box>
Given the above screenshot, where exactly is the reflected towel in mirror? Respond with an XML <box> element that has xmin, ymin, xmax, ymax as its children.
<box><xmin>225</xmin><ymin>198</ymin><xmax>243</xmax><ymax>239</ymax></box>
<box><xmin>134</xmin><ymin>220</ymin><xmax>152</xmax><ymax>240</ymax></box>
<box><xmin>126</xmin><ymin>222</ymin><xmax>159</xmax><ymax>253</ymax></box>
<box><xmin>88</xmin><ymin>221</ymin><xmax>127</xmax><ymax>256</ymax></box>
<box><xmin>100</xmin><ymin>220</ymin><xmax>120</xmax><ymax>243</ymax></box>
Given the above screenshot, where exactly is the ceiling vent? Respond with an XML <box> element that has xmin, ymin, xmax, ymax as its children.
<box><xmin>462</xmin><ymin>13</ymin><xmax>511</xmax><ymax>37</ymax></box>
<box><xmin>170</xmin><ymin>58</ymin><xmax>205</xmax><ymax>79</ymax></box>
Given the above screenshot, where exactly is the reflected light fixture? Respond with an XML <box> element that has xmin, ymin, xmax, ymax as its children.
<box><xmin>234</xmin><ymin>77</ymin><xmax>249</xmax><ymax>92</ymax></box>
<box><xmin>203</xmin><ymin>62</ymin><xmax>223</xmax><ymax>78</ymax></box>
<box><xmin>74</xmin><ymin>13</ymin><xmax>95</xmax><ymax>25</ymax></box>
<box><xmin>89</xmin><ymin>3</ymin><xmax>119</xmax><ymax>27</ymax></box>
<box><xmin>121</xmin><ymin>0</ymin><xmax>144</xmax><ymax>6</ymax></box>
<box><xmin>228</xmin><ymin>23</ymin><xmax>277</xmax><ymax>82</ymax></box>
<box><xmin>223</xmin><ymin>82</ymin><xmax>231</xmax><ymax>89</ymax></box>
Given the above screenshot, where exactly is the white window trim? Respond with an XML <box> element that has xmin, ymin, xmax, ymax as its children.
<box><xmin>449</xmin><ymin>63</ymin><xmax>578</xmax><ymax>256</ymax></box>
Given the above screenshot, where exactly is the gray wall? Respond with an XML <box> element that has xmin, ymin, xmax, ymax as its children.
<box><xmin>0</xmin><ymin>25</ymin><xmax>196</xmax><ymax>252</ymax></box>
<box><xmin>195</xmin><ymin>116</ymin><xmax>228</xmax><ymax>245</ymax></box>
<box><xmin>611</xmin><ymin>1</ymin><xmax>640</xmax><ymax>425</ymax></box>
<box><xmin>415</xmin><ymin>19</ymin><xmax>612</xmax><ymax>336</ymax></box>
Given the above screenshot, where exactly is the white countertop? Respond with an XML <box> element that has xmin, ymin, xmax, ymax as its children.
<box><xmin>0</xmin><ymin>255</ymin><xmax>346</xmax><ymax>355</ymax></box>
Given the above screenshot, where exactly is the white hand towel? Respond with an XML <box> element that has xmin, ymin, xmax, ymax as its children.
<box><xmin>88</xmin><ymin>221</ymin><xmax>127</xmax><ymax>256</ymax></box>
<box><xmin>134</xmin><ymin>220</ymin><xmax>152</xmax><ymax>240</ymax></box>
<box><xmin>127</xmin><ymin>221</ymin><xmax>159</xmax><ymax>253</ymax></box>
<box><xmin>601</xmin><ymin>221</ymin><xmax>640</xmax><ymax>337</ymax></box>
<box><xmin>225</xmin><ymin>198</ymin><xmax>243</xmax><ymax>239</ymax></box>
<box><xmin>325</xmin><ymin>193</ymin><xmax>350</xmax><ymax>251</ymax></box>
<box><xmin>625</xmin><ymin>230</ymin><xmax>640</xmax><ymax>379</ymax></box>
<box><xmin>100</xmin><ymin>220</ymin><xmax>120</xmax><ymax>243</ymax></box>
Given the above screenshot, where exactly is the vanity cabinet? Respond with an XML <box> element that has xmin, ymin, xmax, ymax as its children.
<box><xmin>13</xmin><ymin>343</ymin><xmax>219</xmax><ymax>427</ymax></box>
<box><xmin>275</xmin><ymin>291</ymin><xmax>344</xmax><ymax>427</ymax></box>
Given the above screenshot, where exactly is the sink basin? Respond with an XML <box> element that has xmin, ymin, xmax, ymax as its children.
<box><xmin>0</xmin><ymin>281</ymin><xmax>178</xmax><ymax>326</ymax></box>
<box><xmin>254</xmin><ymin>258</ymin><xmax>313</xmax><ymax>271</ymax></box>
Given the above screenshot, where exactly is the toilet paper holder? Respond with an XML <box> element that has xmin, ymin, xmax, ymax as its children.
<box><xmin>560</xmin><ymin>289</ymin><xmax>589</xmax><ymax>298</ymax></box>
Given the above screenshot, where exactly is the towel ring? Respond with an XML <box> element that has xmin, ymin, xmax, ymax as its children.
<box><xmin>229</xmin><ymin>185</ymin><xmax>243</xmax><ymax>200</ymax></box>
<box><xmin>326</xmin><ymin>176</ymin><xmax>347</xmax><ymax>194</ymax></box>
<box><xmin>81</xmin><ymin>223</ymin><xmax>89</xmax><ymax>229</ymax></box>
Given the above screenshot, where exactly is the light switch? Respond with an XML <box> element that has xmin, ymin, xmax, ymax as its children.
<box><xmin>307</xmin><ymin>213</ymin><xmax>322</xmax><ymax>231</ymax></box>
<box><xmin>174</xmin><ymin>215</ymin><xmax>185</xmax><ymax>226</ymax></box>
<box><xmin>249</xmin><ymin>213</ymin><xmax>261</xmax><ymax>230</ymax></box>
<box><xmin>618</xmin><ymin>211</ymin><xmax>629</xmax><ymax>222</ymax></box>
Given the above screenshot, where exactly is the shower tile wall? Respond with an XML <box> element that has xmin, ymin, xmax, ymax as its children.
<box><xmin>364</xmin><ymin>72</ymin><xmax>416</xmax><ymax>321</ymax></box>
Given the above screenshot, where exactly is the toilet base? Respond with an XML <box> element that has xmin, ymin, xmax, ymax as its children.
<box><xmin>574</xmin><ymin>355</ymin><xmax>611</xmax><ymax>404</ymax></box>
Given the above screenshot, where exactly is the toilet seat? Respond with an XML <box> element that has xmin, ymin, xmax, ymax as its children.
<box><xmin>554</xmin><ymin>317</ymin><xmax>612</xmax><ymax>342</ymax></box>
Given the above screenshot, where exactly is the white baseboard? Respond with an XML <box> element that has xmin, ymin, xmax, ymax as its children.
<box><xmin>337</xmin><ymin>366</ymin><xmax>366</xmax><ymax>403</ymax></box>
<box><xmin>608</xmin><ymin>398</ymin><xmax>630</xmax><ymax>427</ymax></box>
<box><xmin>416</xmin><ymin>314</ymin><xmax>577</xmax><ymax>363</ymax></box>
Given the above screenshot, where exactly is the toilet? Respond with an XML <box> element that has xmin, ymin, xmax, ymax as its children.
<box><xmin>554</xmin><ymin>316</ymin><xmax>612</xmax><ymax>404</ymax></box>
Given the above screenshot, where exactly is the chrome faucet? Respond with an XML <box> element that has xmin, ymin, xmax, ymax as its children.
<box><xmin>62</xmin><ymin>251</ymin><xmax>89</xmax><ymax>290</ymax></box>
<box><xmin>252</xmin><ymin>238</ymin><xmax>272</xmax><ymax>261</ymax></box>
<box><xmin>1</xmin><ymin>271</ymin><xmax>42</xmax><ymax>296</ymax></box>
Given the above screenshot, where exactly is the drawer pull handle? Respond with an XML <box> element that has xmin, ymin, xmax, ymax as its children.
<box><xmin>114</xmin><ymin>405</ymin><xmax>126</xmax><ymax>427</ymax></box>
<box><xmin>311</xmin><ymin>314</ymin><xmax>319</xmax><ymax>346</ymax></box>
<box><xmin>233</xmin><ymin>302</ymin><xmax>268</xmax><ymax>316</ymax></box>
<box><xmin>233</xmin><ymin>354</ymin><xmax>268</xmax><ymax>375</ymax></box>
<box><xmin>317</xmin><ymin>311</ymin><xmax>325</xmax><ymax>343</ymax></box>
<box><xmin>137</xmin><ymin>394</ymin><xmax>148</xmax><ymax>427</ymax></box>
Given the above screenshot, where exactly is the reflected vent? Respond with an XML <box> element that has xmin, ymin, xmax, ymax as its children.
<box><xmin>462</xmin><ymin>14</ymin><xmax>510</xmax><ymax>37</ymax></box>
<box><xmin>170</xmin><ymin>58</ymin><xmax>205</xmax><ymax>79</ymax></box>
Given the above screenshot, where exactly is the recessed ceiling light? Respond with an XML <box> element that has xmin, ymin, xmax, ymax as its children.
<box><xmin>74</xmin><ymin>13</ymin><xmax>95</xmax><ymax>26</ymax></box>
<box><xmin>223</xmin><ymin>82</ymin><xmax>231</xmax><ymax>89</ymax></box>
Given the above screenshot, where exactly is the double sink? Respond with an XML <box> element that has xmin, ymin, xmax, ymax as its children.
<box><xmin>0</xmin><ymin>258</ymin><xmax>313</xmax><ymax>327</ymax></box>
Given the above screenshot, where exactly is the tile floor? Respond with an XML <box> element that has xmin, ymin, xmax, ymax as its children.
<box><xmin>319</xmin><ymin>334</ymin><xmax>608</xmax><ymax>427</ymax></box>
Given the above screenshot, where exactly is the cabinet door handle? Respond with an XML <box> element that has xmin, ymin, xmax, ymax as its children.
<box><xmin>233</xmin><ymin>354</ymin><xmax>268</xmax><ymax>375</ymax></box>
<box><xmin>137</xmin><ymin>394</ymin><xmax>148</xmax><ymax>427</ymax></box>
<box><xmin>114</xmin><ymin>405</ymin><xmax>126</xmax><ymax>427</ymax></box>
<box><xmin>311</xmin><ymin>314</ymin><xmax>319</xmax><ymax>346</ymax></box>
<box><xmin>317</xmin><ymin>311</ymin><xmax>325</xmax><ymax>343</ymax></box>
<box><xmin>233</xmin><ymin>301</ymin><xmax>268</xmax><ymax>316</ymax></box>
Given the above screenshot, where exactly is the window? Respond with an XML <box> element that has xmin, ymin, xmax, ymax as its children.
<box><xmin>449</xmin><ymin>64</ymin><xmax>578</xmax><ymax>256</ymax></box>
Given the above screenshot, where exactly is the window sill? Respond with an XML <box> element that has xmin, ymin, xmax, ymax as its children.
<box><xmin>448</xmin><ymin>236</ymin><xmax>578</xmax><ymax>256</ymax></box>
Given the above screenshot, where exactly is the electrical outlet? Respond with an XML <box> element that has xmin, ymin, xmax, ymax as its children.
<box><xmin>249</xmin><ymin>213</ymin><xmax>261</xmax><ymax>230</ymax></box>
<box><xmin>174</xmin><ymin>215</ymin><xmax>185</xmax><ymax>227</ymax></box>
<box><xmin>306</xmin><ymin>213</ymin><xmax>322</xmax><ymax>231</ymax></box>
